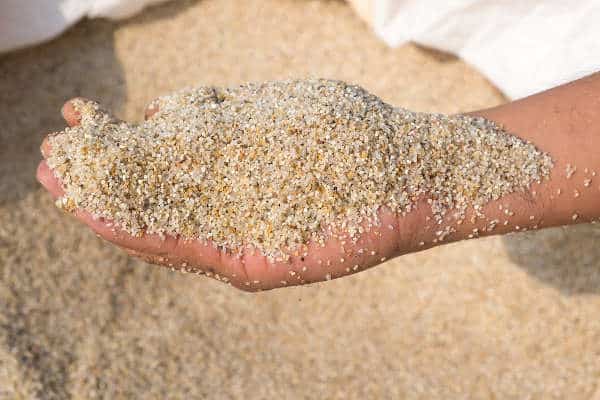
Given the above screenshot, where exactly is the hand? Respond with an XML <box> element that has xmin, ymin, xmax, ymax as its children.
<box><xmin>37</xmin><ymin>99</ymin><xmax>434</xmax><ymax>291</ymax></box>
<box><xmin>38</xmin><ymin>74</ymin><xmax>600</xmax><ymax>291</ymax></box>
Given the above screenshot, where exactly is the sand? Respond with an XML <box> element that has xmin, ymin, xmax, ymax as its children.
<box><xmin>47</xmin><ymin>82</ymin><xmax>551</xmax><ymax>257</ymax></box>
<box><xmin>2</xmin><ymin>0</ymin><xmax>600</xmax><ymax>398</ymax></box>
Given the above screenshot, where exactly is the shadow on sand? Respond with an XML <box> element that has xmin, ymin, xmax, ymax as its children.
<box><xmin>503</xmin><ymin>223</ymin><xmax>600</xmax><ymax>295</ymax></box>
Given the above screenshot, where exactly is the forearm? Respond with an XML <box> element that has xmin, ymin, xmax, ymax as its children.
<box><xmin>397</xmin><ymin>73</ymin><xmax>600</xmax><ymax>253</ymax></box>
<box><xmin>475</xmin><ymin>72</ymin><xmax>600</xmax><ymax>228</ymax></box>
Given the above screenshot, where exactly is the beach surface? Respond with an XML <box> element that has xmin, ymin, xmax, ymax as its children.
<box><xmin>2</xmin><ymin>1</ymin><xmax>600</xmax><ymax>398</ymax></box>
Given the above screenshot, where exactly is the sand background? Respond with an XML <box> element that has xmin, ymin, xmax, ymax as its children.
<box><xmin>2</xmin><ymin>0</ymin><xmax>600</xmax><ymax>398</ymax></box>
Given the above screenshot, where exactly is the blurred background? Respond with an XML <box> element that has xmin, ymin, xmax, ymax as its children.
<box><xmin>2</xmin><ymin>0</ymin><xmax>600</xmax><ymax>398</ymax></box>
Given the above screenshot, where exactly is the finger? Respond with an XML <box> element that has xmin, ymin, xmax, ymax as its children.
<box><xmin>144</xmin><ymin>99</ymin><xmax>160</xmax><ymax>120</ymax></box>
<box><xmin>123</xmin><ymin>248</ymin><xmax>204</xmax><ymax>276</ymax></box>
<box><xmin>40</xmin><ymin>136</ymin><xmax>52</xmax><ymax>159</ymax></box>
<box><xmin>76</xmin><ymin>208</ymin><xmax>253</xmax><ymax>288</ymax></box>
<box><xmin>78</xmin><ymin>210</ymin><xmax>248</xmax><ymax>288</ymax></box>
<box><xmin>37</xmin><ymin>160</ymin><xmax>64</xmax><ymax>197</ymax></box>
<box><xmin>124</xmin><ymin>248</ymin><xmax>169</xmax><ymax>266</ymax></box>
<box><xmin>39</xmin><ymin>160</ymin><xmax>199</xmax><ymax>257</ymax></box>
<box><xmin>61</xmin><ymin>97</ymin><xmax>85</xmax><ymax>127</ymax></box>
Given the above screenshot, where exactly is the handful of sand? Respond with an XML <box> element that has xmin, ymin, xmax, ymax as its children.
<box><xmin>47</xmin><ymin>79</ymin><xmax>552</xmax><ymax>258</ymax></box>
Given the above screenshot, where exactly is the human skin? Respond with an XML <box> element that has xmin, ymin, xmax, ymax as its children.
<box><xmin>37</xmin><ymin>73</ymin><xmax>600</xmax><ymax>291</ymax></box>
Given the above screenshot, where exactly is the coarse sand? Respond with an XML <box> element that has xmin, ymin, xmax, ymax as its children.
<box><xmin>2</xmin><ymin>0</ymin><xmax>600</xmax><ymax>399</ymax></box>
<box><xmin>47</xmin><ymin>80</ymin><xmax>551</xmax><ymax>258</ymax></box>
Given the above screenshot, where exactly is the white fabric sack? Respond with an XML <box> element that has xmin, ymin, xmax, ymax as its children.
<box><xmin>360</xmin><ymin>0</ymin><xmax>600</xmax><ymax>99</ymax></box>
<box><xmin>0</xmin><ymin>0</ymin><xmax>166</xmax><ymax>53</ymax></box>
<box><xmin>4</xmin><ymin>0</ymin><xmax>600</xmax><ymax>100</ymax></box>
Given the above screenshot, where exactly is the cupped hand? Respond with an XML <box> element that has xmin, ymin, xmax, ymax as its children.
<box><xmin>37</xmin><ymin>99</ymin><xmax>438</xmax><ymax>291</ymax></box>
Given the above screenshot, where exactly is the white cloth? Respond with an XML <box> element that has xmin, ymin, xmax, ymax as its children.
<box><xmin>4</xmin><ymin>0</ymin><xmax>600</xmax><ymax>99</ymax></box>
<box><xmin>0</xmin><ymin>0</ymin><xmax>166</xmax><ymax>53</ymax></box>
<box><xmin>369</xmin><ymin>0</ymin><xmax>600</xmax><ymax>99</ymax></box>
